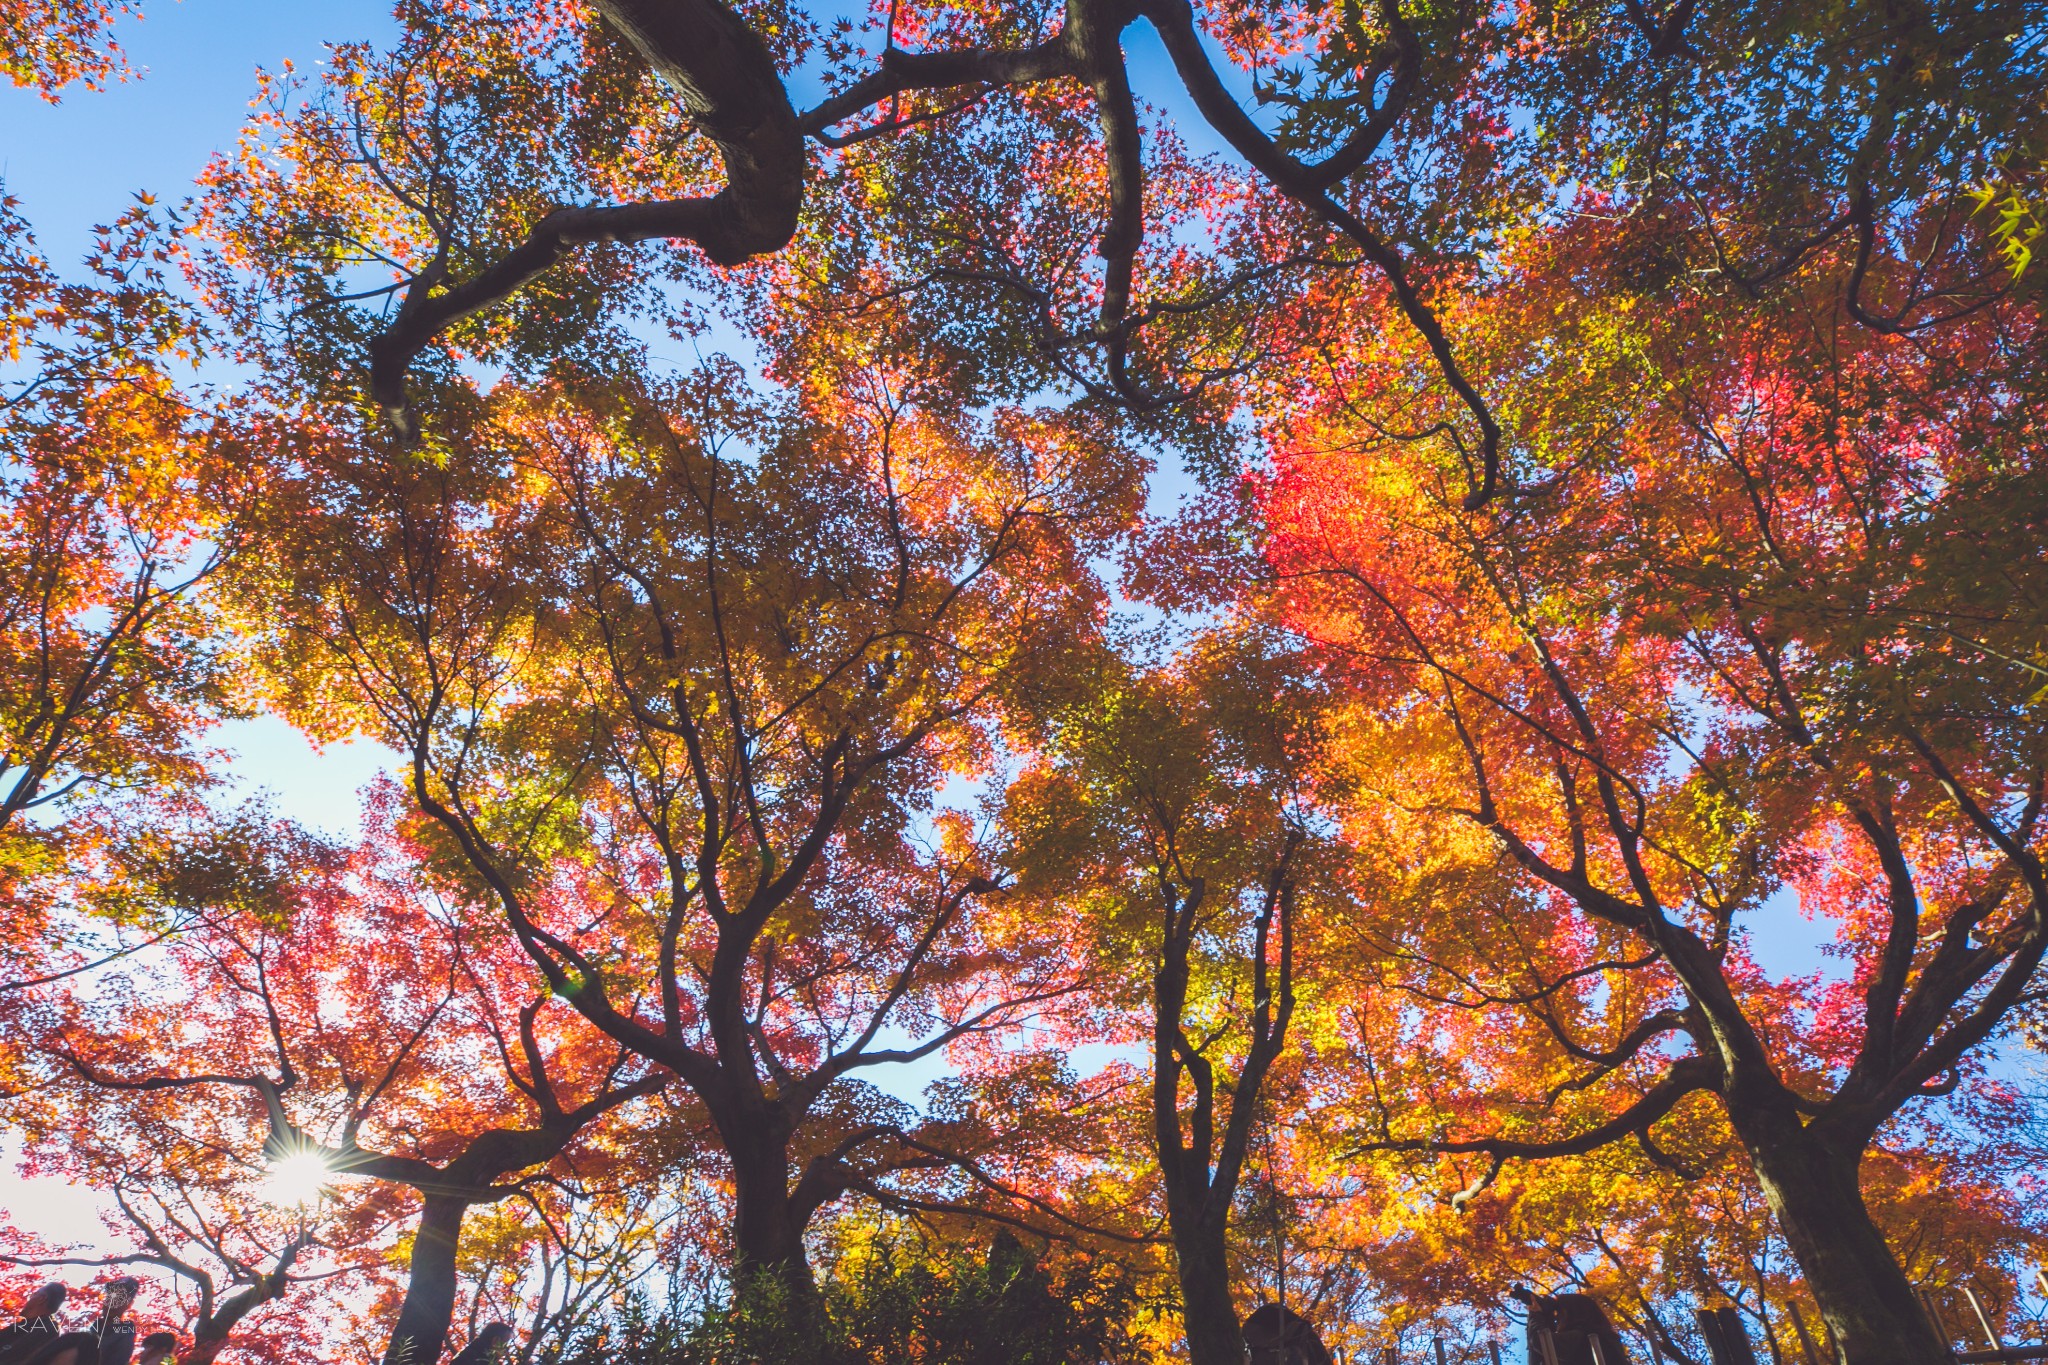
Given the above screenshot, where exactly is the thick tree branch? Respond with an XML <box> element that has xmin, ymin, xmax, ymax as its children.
<box><xmin>368</xmin><ymin>0</ymin><xmax>803</xmax><ymax>434</ymax></box>
<box><xmin>1352</xmin><ymin>1056</ymin><xmax>1716</xmax><ymax>1171</ymax></box>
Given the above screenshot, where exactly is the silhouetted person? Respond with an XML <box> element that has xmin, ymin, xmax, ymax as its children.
<box><xmin>86</xmin><ymin>1278</ymin><xmax>138</xmax><ymax>1365</ymax></box>
<box><xmin>1242</xmin><ymin>1303</ymin><xmax>1335</xmax><ymax>1365</ymax></box>
<box><xmin>132</xmin><ymin>1334</ymin><xmax>177</xmax><ymax>1365</ymax></box>
<box><xmin>22</xmin><ymin>1275</ymin><xmax>147</xmax><ymax>1365</ymax></box>
<box><xmin>449</xmin><ymin>1323</ymin><xmax>513</xmax><ymax>1365</ymax></box>
<box><xmin>1512</xmin><ymin>1287</ymin><xmax>1631</xmax><ymax>1365</ymax></box>
<box><xmin>22</xmin><ymin>1334</ymin><xmax>103</xmax><ymax>1365</ymax></box>
<box><xmin>0</xmin><ymin>1286</ymin><xmax>68</xmax><ymax>1365</ymax></box>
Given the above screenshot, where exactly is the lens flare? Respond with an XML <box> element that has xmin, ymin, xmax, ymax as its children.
<box><xmin>260</xmin><ymin>1151</ymin><xmax>331</xmax><ymax>1208</ymax></box>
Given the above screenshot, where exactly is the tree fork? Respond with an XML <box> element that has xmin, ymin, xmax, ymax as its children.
<box><xmin>369</xmin><ymin>0</ymin><xmax>803</xmax><ymax>433</ymax></box>
<box><xmin>1731</xmin><ymin>1107</ymin><xmax>1953</xmax><ymax>1365</ymax></box>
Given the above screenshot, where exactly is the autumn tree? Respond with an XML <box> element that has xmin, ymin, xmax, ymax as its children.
<box><xmin>0</xmin><ymin>191</ymin><xmax>249</xmax><ymax>1011</ymax></box>
<box><xmin>22</xmin><ymin>796</ymin><xmax>663</xmax><ymax>1365</ymax></box>
<box><xmin>218</xmin><ymin>322</ymin><xmax>1147</xmax><ymax>1331</ymax></box>
<box><xmin>194</xmin><ymin>0</ymin><xmax>2046</xmax><ymax>511</ymax></box>
<box><xmin>0</xmin><ymin>0</ymin><xmax>139</xmax><ymax>96</ymax></box>
<box><xmin>997</xmin><ymin>631</ymin><xmax>1350</xmax><ymax>1364</ymax></box>
<box><xmin>2</xmin><ymin>1184</ymin><xmax>326</xmax><ymax>1365</ymax></box>
<box><xmin>458</xmin><ymin>1171</ymin><xmax>696</xmax><ymax>1364</ymax></box>
<box><xmin>1265</xmin><ymin>211</ymin><xmax>2048</xmax><ymax>1365</ymax></box>
<box><xmin>9</xmin><ymin>1</ymin><xmax>2048</xmax><ymax>1359</ymax></box>
<box><xmin>1272</xmin><ymin>991</ymin><xmax>2045</xmax><ymax>1360</ymax></box>
<box><xmin>6</xmin><ymin>1019</ymin><xmax>356</xmax><ymax>1365</ymax></box>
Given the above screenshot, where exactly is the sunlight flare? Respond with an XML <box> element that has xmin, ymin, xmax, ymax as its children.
<box><xmin>259</xmin><ymin>1150</ymin><xmax>331</xmax><ymax>1209</ymax></box>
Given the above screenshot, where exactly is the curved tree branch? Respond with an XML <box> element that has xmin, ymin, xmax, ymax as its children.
<box><xmin>368</xmin><ymin>0</ymin><xmax>803</xmax><ymax>434</ymax></box>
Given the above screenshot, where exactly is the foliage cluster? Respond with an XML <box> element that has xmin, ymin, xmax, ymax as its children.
<box><xmin>548</xmin><ymin>1233</ymin><xmax>1140</xmax><ymax>1365</ymax></box>
<box><xmin>1</xmin><ymin>0</ymin><xmax>2045</xmax><ymax>1363</ymax></box>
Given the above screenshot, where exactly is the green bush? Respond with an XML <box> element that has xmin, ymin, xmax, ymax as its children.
<box><xmin>831</xmin><ymin>1230</ymin><xmax>1139</xmax><ymax>1365</ymax></box>
<box><xmin>545</xmin><ymin>1232</ymin><xmax>1141</xmax><ymax>1365</ymax></box>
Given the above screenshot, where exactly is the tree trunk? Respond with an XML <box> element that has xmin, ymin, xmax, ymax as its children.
<box><xmin>183</xmin><ymin>1326</ymin><xmax>236</xmax><ymax>1364</ymax></box>
<box><xmin>383</xmin><ymin>1195</ymin><xmax>470</xmax><ymax>1365</ymax></box>
<box><xmin>717</xmin><ymin>1118</ymin><xmax>843</xmax><ymax>1362</ymax></box>
<box><xmin>1732</xmin><ymin>1109</ymin><xmax>1949</xmax><ymax>1365</ymax></box>
<box><xmin>177</xmin><ymin>1240</ymin><xmax>301</xmax><ymax>1365</ymax></box>
<box><xmin>1167</xmin><ymin>1201</ymin><xmax>1247</xmax><ymax>1365</ymax></box>
<box><xmin>726</xmin><ymin>1126</ymin><xmax>810</xmax><ymax>1284</ymax></box>
<box><xmin>185</xmin><ymin>1316</ymin><xmax>251</xmax><ymax>1365</ymax></box>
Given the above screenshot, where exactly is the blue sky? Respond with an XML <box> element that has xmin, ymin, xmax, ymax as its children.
<box><xmin>6</xmin><ymin>2</ymin><xmax>402</xmax><ymax>839</ymax></box>
<box><xmin>4</xmin><ymin>2</ymin><xmax>392</xmax><ymax>1254</ymax></box>
<box><xmin>4</xmin><ymin>2</ymin><xmax>394</xmax><ymax>261</ymax></box>
<box><xmin>0</xmin><ymin>0</ymin><xmax>1223</xmax><ymax>843</ymax></box>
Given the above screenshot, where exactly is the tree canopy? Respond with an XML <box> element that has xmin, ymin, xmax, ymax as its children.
<box><xmin>1</xmin><ymin>0</ymin><xmax>2044</xmax><ymax>1363</ymax></box>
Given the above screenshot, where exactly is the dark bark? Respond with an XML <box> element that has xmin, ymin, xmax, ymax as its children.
<box><xmin>1130</xmin><ymin>0</ymin><xmax>1501</xmax><ymax>504</ymax></box>
<box><xmin>363</xmin><ymin>0</ymin><xmax>1503</xmax><ymax>489</ymax></box>
<box><xmin>1397</xmin><ymin>837</ymin><xmax>2027</xmax><ymax>1365</ymax></box>
<box><xmin>182</xmin><ymin>1252</ymin><xmax>298</xmax><ymax>1365</ymax></box>
<box><xmin>701</xmin><ymin>1086</ymin><xmax>846</xmax><ymax>1365</ymax></box>
<box><xmin>1732</xmin><ymin>1108</ymin><xmax>1952</xmax><ymax>1365</ymax></box>
<box><xmin>588</xmin><ymin>0</ymin><xmax>804</xmax><ymax>262</ymax></box>
<box><xmin>709</xmin><ymin>1108</ymin><xmax>838</xmax><ymax>1357</ymax></box>
<box><xmin>1156</xmin><ymin>908</ymin><xmax>1250</xmax><ymax>1365</ymax></box>
<box><xmin>369</xmin><ymin>0</ymin><xmax>803</xmax><ymax>431</ymax></box>
<box><xmin>447</xmin><ymin>1325</ymin><xmax>511</xmax><ymax>1365</ymax></box>
<box><xmin>1152</xmin><ymin>849</ymin><xmax>1298</xmax><ymax>1365</ymax></box>
<box><xmin>364</xmin><ymin>1076</ymin><xmax>664</xmax><ymax>1365</ymax></box>
<box><xmin>1242</xmin><ymin>1304</ymin><xmax>1336</xmax><ymax>1365</ymax></box>
<box><xmin>397</xmin><ymin>446</ymin><xmax>1045</xmax><ymax>1320</ymax></box>
<box><xmin>1345</xmin><ymin>547</ymin><xmax>2048</xmax><ymax>1365</ymax></box>
<box><xmin>717</xmin><ymin>1101</ymin><xmax>812</xmax><ymax>1285</ymax></box>
<box><xmin>67</xmin><ymin>1042</ymin><xmax>659</xmax><ymax>1365</ymax></box>
<box><xmin>382</xmin><ymin>1196</ymin><xmax>469</xmax><ymax>1365</ymax></box>
<box><xmin>1170</xmin><ymin>1217</ymin><xmax>1247</xmax><ymax>1365</ymax></box>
